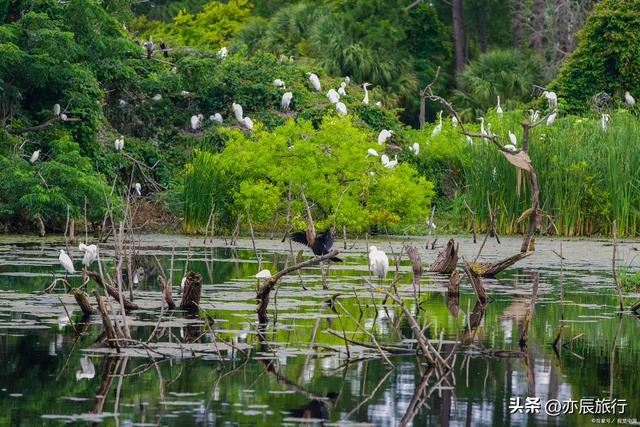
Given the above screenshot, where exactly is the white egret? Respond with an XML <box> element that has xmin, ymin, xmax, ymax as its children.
<box><xmin>30</xmin><ymin>150</ymin><xmax>40</xmax><ymax>164</ymax></box>
<box><xmin>377</xmin><ymin>129</ymin><xmax>393</xmax><ymax>145</ymax></box>
<box><xmin>152</xmin><ymin>94</ymin><xmax>162</xmax><ymax>102</ymax></box>
<box><xmin>380</xmin><ymin>154</ymin><xmax>389</xmax><ymax>165</ymax></box>
<box><xmin>431</xmin><ymin>111</ymin><xmax>443</xmax><ymax>138</ymax></box>
<box><xmin>308</xmin><ymin>73</ymin><xmax>321</xmax><ymax>92</ymax></box>
<box><xmin>600</xmin><ymin>113</ymin><xmax>610</xmax><ymax>131</ymax></box>
<box><xmin>529</xmin><ymin>109</ymin><xmax>540</xmax><ymax>123</ymax></box>
<box><xmin>625</xmin><ymin>91</ymin><xmax>636</xmax><ymax>106</ymax></box>
<box><xmin>375</xmin><ymin>101</ymin><xmax>382</xmax><ymax>107</ymax></box>
<box><xmin>466</xmin><ymin>136</ymin><xmax>473</xmax><ymax>145</ymax></box>
<box><xmin>338</xmin><ymin>82</ymin><xmax>347</xmax><ymax>96</ymax></box>
<box><xmin>114</xmin><ymin>136</ymin><xmax>124</xmax><ymax>151</ymax></box>
<box><xmin>78</xmin><ymin>243</ymin><xmax>98</xmax><ymax>267</ymax></box>
<box><xmin>426</xmin><ymin>219</ymin><xmax>436</xmax><ymax>230</ymax></box>
<box><xmin>216</xmin><ymin>46</ymin><xmax>228</xmax><ymax>59</ymax></box>
<box><xmin>232</xmin><ymin>102</ymin><xmax>244</xmax><ymax>123</ymax></box>
<box><xmin>59</xmin><ymin>249</ymin><xmax>75</xmax><ymax>276</ymax></box>
<box><xmin>281</xmin><ymin>92</ymin><xmax>293</xmax><ymax>112</ymax></box>
<box><xmin>134</xmin><ymin>182</ymin><xmax>142</xmax><ymax>196</ymax></box>
<box><xmin>546</xmin><ymin>112</ymin><xmax>557</xmax><ymax>126</ymax></box>
<box><xmin>60</xmin><ymin>113</ymin><xmax>68</xmax><ymax>121</ymax></box>
<box><xmin>362</xmin><ymin>83</ymin><xmax>371</xmax><ymax>104</ymax></box>
<box><xmin>190</xmin><ymin>115</ymin><xmax>201</xmax><ymax>130</ymax></box>
<box><xmin>180</xmin><ymin>276</ymin><xmax>187</xmax><ymax>293</ymax></box>
<box><xmin>119</xmin><ymin>99</ymin><xmax>127</xmax><ymax>107</ymax></box>
<box><xmin>479</xmin><ymin>117</ymin><xmax>487</xmax><ymax>143</ymax></box>
<box><xmin>367</xmin><ymin>148</ymin><xmax>379</xmax><ymax>157</ymax></box>
<box><xmin>368</xmin><ymin>246</ymin><xmax>389</xmax><ymax>280</ymax></box>
<box><xmin>452</xmin><ymin>116</ymin><xmax>458</xmax><ymax>128</ymax></box>
<box><xmin>53</xmin><ymin>104</ymin><xmax>61</xmax><ymax>116</ymax></box>
<box><xmin>496</xmin><ymin>96</ymin><xmax>503</xmax><ymax>118</ymax></box>
<box><xmin>243</xmin><ymin>117</ymin><xmax>254</xmax><ymax>131</ymax></box>
<box><xmin>336</xmin><ymin>102</ymin><xmax>347</xmax><ymax>116</ymax></box>
<box><xmin>326</xmin><ymin>89</ymin><xmax>340</xmax><ymax>104</ymax></box>
<box><xmin>504</xmin><ymin>144</ymin><xmax>517</xmax><ymax>152</ymax></box>
<box><xmin>210</xmin><ymin>113</ymin><xmax>223</xmax><ymax>123</ymax></box>
<box><xmin>411</xmin><ymin>142</ymin><xmax>420</xmax><ymax>155</ymax></box>
<box><xmin>543</xmin><ymin>91</ymin><xmax>557</xmax><ymax>108</ymax></box>
<box><xmin>255</xmin><ymin>269</ymin><xmax>272</xmax><ymax>279</ymax></box>
<box><xmin>181</xmin><ymin>90</ymin><xmax>190</xmax><ymax>96</ymax></box>
<box><xmin>344</xmin><ymin>76</ymin><xmax>351</xmax><ymax>86</ymax></box>
<box><xmin>273</xmin><ymin>79</ymin><xmax>286</xmax><ymax>89</ymax></box>
<box><xmin>75</xmin><ymin>355</ymin><xmax>96</xmax><ymax>380</ymax></box>
<box><xmin>508</xmin><ymin>130</ymin><xmax>517</xmax><ymax>146</ymax></box>
<box><xmin>385</xmin><ymin>155</ymin><xmax>398</xmax><ymax>169</ymax></box>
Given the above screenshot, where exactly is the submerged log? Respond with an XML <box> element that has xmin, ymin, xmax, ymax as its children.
<box><xmin>73</xmin><ymin>288</ymin><xmax>95</xmax><ymax>315</ymax></box>
<box><xmin>428</xmin><ymin>239</ymin><xmax>458</xmax><ymax>274</ymax></box>
<box><xmin>86</xmin><ymin>271</ymin><xmax>138</xmax><ymax>310</ymax></box>
<box><xmin>448</xmin><ymin>270</ymin><xmax>460</xmax><ymax>296</ymax></box>
<box><xmin>158</xmin><ymin>275</ymin><xmax>176</xmax><ymax>310</ymax></box>
<box><xmin>473</xmin><ymin>252</ymin><xmax>533</xmax><ymax>277</ymax></box>
<box><xmin>462</xmin><ymin>257</ymin><xmax>489</xmax><ymax>304</ymax></box>
<box><xmin>180</xmin><ymin>272</ymin><xmax>202</xmax><ymax>312</ymax></box>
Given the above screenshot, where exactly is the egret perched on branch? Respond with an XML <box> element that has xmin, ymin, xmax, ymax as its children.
<box><xmin>336</xmin><ymin>102</ymin><xmax>347</xmax><ymax>116</ymax></box>
<box><xmin>59</xmin><ymin>249</ymin><xmax>75</xmax><ymax>277</ymax></box>
<box><xmin>326</xmin><ymin>89</ymin><xmax>340</xmax><ymax>104</ymax></box>
<box><xmin>281</xmin><ymin>92</ymin><xmax>293</xmax><ymax>112</ymax></box>
<box><xmin>377</xmin><ymin>129</ymin><xmax>393</xmax><ymax>145</ymax></box>
<box><xmin>508</xmin><ymin>130</ymin><xmax>517</xmax><ymax>146</ymax></box>
<box><xmin>546</xmin><ymin>112</ymin><xmax>557</xmax><ymax>126</ymax></box>
<box><xmin>273</xmin><ymin>79</ymin><xmax>286</xmax><ymax>89</ymax></box>
<box><xmin>362</xmin><ymin>83</ymin><xmax>371</xmax><ymax>105</ymax></box>
<box><xmin>255</xmin><ymin>269</ymin><xmax>272</xmax><ymax>279</ymax></box>
<box><xmin>504</xmin><ymin>144</ymin><xmax>517</xmax><ymax>152</ymax></box>
<box><xmin>60</xmin><ymin>113</ymin><xmax>68</xmax><ymax>121</ymax></box>
<box><xmin>431</xmin><ymin>111</ymin><xmax>443</xmax><ymax>138</ymax></box>
<box><xmin>134</xmin><ymin>182</ymin><xmax>142</xmax><ymax>196</ymax></box>
<box><xmin>78</xmin><ymin>243</ymin><xmax>98</xmax><ymax>267</ymax></box>
<box><xmin>53</xmin><ymin>104</ymin><xmax>61</xmax><ymax>116</ymax></box>
<box><xmin>114</xmin><ymin>136</ymin><xmax>124</xmax><ymax>151</ymax></box>
<box><xmin>543</xmin><ymin>91</ymin><xmax>557</xmax><ymax>108</ymax></box>
<box><xmin>210</xmin><ymin>113</ymin><xmax>223</xmax><ymax>123</ymax></box>
<box><xmin>529</xmin><ymin>109</ymin><xmax>540</xmax><ymax>123</ymax></box>
<box><xmin>232</xmin><ymin>103</ymin><xmax>244</xmax><ymax>123</ymax></box>
<box><xmin>479</xmin><ymin>117</ymin><xmax>487</xmax><ymax>143</ymax></box>
<box><xmin>30</xmin><ymin>150</ymin><xmax>40</xmax><ymax>164</ymax></box>
<box><xmin>216</xmin><ymin>46</ymin><xmax>228</xmax><ymax>59</ymax></box>
<box><xmin>368</xmin><ymin>246</ymin><xmax>389</xmax><ymax>280</ymax></box>
<box><xmin>625</xmin><ymin>91</ymin><xmax>636</xmax><ymax>106</ymax></box>
<box><xmin>367</xmin><ymin>148</ymin><xmax>379</xmax><ymax>157</ymax></box>
<box><xmin>308</xmin><ymin>73</ymin><xmax>321</xmax><ymax>92</ymax></box>
<box><xmin>338</xmin><ymin>82</ymin><xmax>347</xmax><ymax>96</ymax></box>
<box><xmin>496</xmin><ymin>96</ymin><xmax>503</xmax><ymax>118</ymax></box>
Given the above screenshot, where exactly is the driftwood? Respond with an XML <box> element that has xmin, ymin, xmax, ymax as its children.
<box><xmin>519</xmin><ymin>272</ymin><xmax>540</xmax><ymax>350</ymax></box>
<box><xmin>448</xmin><ymin>270</ymin><xmax>460</xmax><ymax>296</ymax></box>
<box><xmin>631</xmin><ymin>300</ymin><xmax>640</xmax><ymax>314</ymax></box>
<box><xmin>405</xmin><ymin>245</ymin><xmax>422</xmax><ymax>284</ymax></box>
<box><xmin>180</xmin><ymin>272</ymin><xmax>202</xmax><ymax>312</ymax></box>
<box><xmin>73</xmin><ymin>288</ymin><xmax>95</xmax><ymax>315</ymax></box>
<box><xmin>86</xmin><ymin>271</ymin><xmax>138</xmax><ymax>310</ymax></box>
<box><xmin>472</xmin><ymin>252</ymin><xmax>533</xmax><ymax>277</ymax></box>
<box><xmin>256</xmin><ymin>250</ymin><xmax>340</xmax><ymax>323</ymax></box>
<box><xmin>461</xmin><ymin>257</ymin><xmax>489</xmax><ymax>304</ymax></box>
<box><xmin>92</xmin><ymin>289</ymin><xmax>119</xmax><ymax>350</ymax></box>
<box><xmin>158</xmin><ymin>276</ymin><xmax>176</xmax><ymax>310</ymax></box>
<box><xmin>428</xmin><ymin>239</ymin><xmax>458</xmax><ymax>274</ymax></box>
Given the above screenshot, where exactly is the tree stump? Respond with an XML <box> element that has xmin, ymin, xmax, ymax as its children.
<box><xmin>73</xmin><ymin>288</ymin><xmax>95</xmax><ymax>315</ymax></box>
<box><xmin>428</xmin><ymin>239</ymin><xmax>458</xmax><ymax>274</ymax></box>
<box><xmin>405</xmin><ymin>245</ymin><xmax>423</xmax><ymax>284</ymax></box>
<box><xmin>180</xmin><ymin>272</ymin><xmax>202</xmax><ymax>312</ymax></box>
<box><xmin>448</xmin><ymin>270</ymin><xmax>460</xmax><ymax>296</ymax></box>
<box><xmin>158</xmin><ymin>276</ymin><xmax>176</xmax><ymax>310</ymax></box>
<box><xmin>92</xmin><ymin>289</ymin><xmax>119</xmax><ymax>349</ymax></box>
<box><xmin>462</xmin><ymin>257</ymin><xmax>489</xmax><ymax>304</ymax></box>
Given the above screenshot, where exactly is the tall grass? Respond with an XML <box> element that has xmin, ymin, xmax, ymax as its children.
<box><xmin>462</xmin><ymin>110</ymin><xmax>640</xmax><ymax>237</ymax></box>
<box><xmin>182</xmin><ymin>150</ymin><xmax>218</xmax><ymax>234</ymax></box>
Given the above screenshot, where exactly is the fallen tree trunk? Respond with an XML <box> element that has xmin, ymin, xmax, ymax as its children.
<box><xmin>73</xmin><ymin>288</ymin><xmax>95</xmax><ymax>315</ymax></box>
<box><xmin>180</xmin><ymin>272</ymin><xmax>202</xmax><ymax>312</ymax></box>
<box><xmin>473</xmin><ymin>252</ymin><xmax>533</xmax><ymax>277</ymax></box>
<box><xmin>92</xmin><ymin>289</ymin><xmax>120</xmax><ymax>350</ymax></box>
<box><xmin>462</xmin><ymin>257</ymin><xmax>489</xmax><ymax>304</ymax></box>
<box><xmin>86</xmin><ymin>271</ymin><xmax>138</xmax><ymax>310</ymax></box>
<box><xmin>428</xmin><ymin>239</ymin><xmax>458</xmax><ymax>274</ymax></box>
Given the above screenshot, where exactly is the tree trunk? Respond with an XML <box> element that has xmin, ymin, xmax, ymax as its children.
<box><xmin>512</xmin><ymin>0</ymin><xmax>521</xmax><ymax>48</ymax></box>
<box><xmin>73</xmin><ymin>289</ymin><xmax>96</xmax><ymax>315</ymax></box>
<box><xmin>428</xmin><ymin>239</ymin><xmax>458</xmax><ymax>274</ymax></box>
<box><xmin>478</xmin><ymin>0</ymin><xmax>488</xmax><ymax>53</ymax></box>
<box><xmin>531</xmin><ymin>0</ymin><xmax>543</xmax><ymax>52</ymax></box>
<box><xmin>558</xmin><ymin>0</ymin><xmax>570</xmax><ymax>53</ymax></box>
<box><xmin>452</xmin><ymin>0</ymin><xmax>465</xmax><ymax>75</ymax></box>
<box><xmin>180</xmin><ymin>272</ymin><xmax>202</xmax><ymax>312</ymax></box>
<box><xmin>69</xmin><ymin>218</ymin><xmax>75</xmax><ymax>243</ymax></box>
<box><xmin>34</xmin><ymin>213</ymin><xmax>46</xmax><ymax>237</ymax></box>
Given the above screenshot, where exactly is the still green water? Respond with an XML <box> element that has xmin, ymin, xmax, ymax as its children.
<box><xmin>0</xmin><ymin>235</ymin><xmax>638</xmax><ymax>426</ymax></box>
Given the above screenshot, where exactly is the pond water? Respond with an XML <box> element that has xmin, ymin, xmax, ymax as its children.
<box><xmin>0</xmin><ymin>234</ymin><xmax>639</xmax><ymax>426</ymax></box>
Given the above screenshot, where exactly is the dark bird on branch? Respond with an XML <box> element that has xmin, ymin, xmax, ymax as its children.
<box><xmin>291</xmin><ymin>229</ymin><xmax>342</xmax><ymax>262</ymax></box>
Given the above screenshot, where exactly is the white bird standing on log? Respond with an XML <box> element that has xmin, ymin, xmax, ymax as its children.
<box><xmin>625</xmin><ymin>91</ymin><xmax>635</xmax><ymax>106</ymax></box>
<box><xmin>30</xmin><ymin>150</ymin><xmax>40</xmax><ymax>164</ymax></box>
<box><xmin>496</xmin><ymin>96</ymin><xmax>503</xmax><ymax>118</ymax></box>
<box><xmin>281</xmin><ymin>92</ymin><xmax>293</xmax><ymax>112</ymax></box>
<box><xmin>508</xmin><ymin>130</ymin><xmax>517</xmax><ymax>146</ymax></box>
<box><xmin>308</xmin><ymin>73</ymin><xmax>321</xmax><ymax>92</ymax></box>
<box><xmin>336</xmin><ymin>102</ymin><xmax>347</xmax><ymax>116</ymax></box>
<box><xmin>377</xmin><ymin>129</ymin><xmax>393</xmax><ymax>145</ymax></box>
<box><xmin>368</xmin><ymin>246</ymin><xmax>389</xmax><ymax>280</ymax></box>
<box><xmin>362</xmin><ymin>83</ymin><xmax>371</xmax><ymax>105</ymax></box>
<box><xmin>431</xmin><ymin>111</ymin><xmax>443</xmax><ymax>138</ymax></box>
<box><xmin>78</xmin><ymin>243</ymin><xmax>98</xmax><ymax>267</ymax></box>
<box><xmin>255</xmin><ymin>269</ymin><xmax>272</xmax><ymax>279</ymax></box>
<box><xmin>59</xmin><ymin>249</ymin><xmax>75</xmax><ymax>277</ymax></box>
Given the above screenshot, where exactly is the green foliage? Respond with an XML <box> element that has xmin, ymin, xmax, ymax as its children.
<box><xmin>132</xmin><ymin>0</ymin><xmax>251</xmax><ymax>50</ymax></box>
<box><xmin>183</xmin><ymin>117</ymin><xmax>434</xmax><ymax>233</ymax></box>
<box><xmin>452</xmin><ymin>49</ymin><xmax>543</xmax><ymax>120</ymax></box>
<box><xmin>552</xmin><ymin>0</ymin><xmax>640</xmax><ymax>113</ymax></box>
